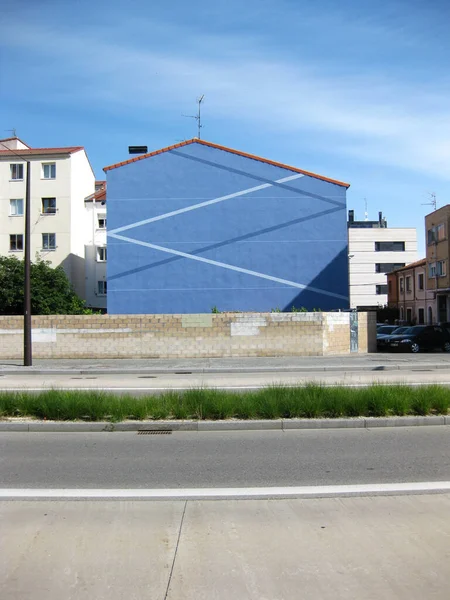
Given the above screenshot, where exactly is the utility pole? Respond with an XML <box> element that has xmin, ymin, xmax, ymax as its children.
<box><xmin>24</xmin><ymin>161</ymin><xmax>32</xmax><ymax>366</ymax></box>
<box><xmin>0</xmin><ymin>139</ymin><xmax>33</xmax><ymax>366</ymax></box>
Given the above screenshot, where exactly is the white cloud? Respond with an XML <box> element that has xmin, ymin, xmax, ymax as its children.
<box><xmin>2</xmin><ymin>18</ymin><xmax>450</xmax><ymax>180</ymax></box>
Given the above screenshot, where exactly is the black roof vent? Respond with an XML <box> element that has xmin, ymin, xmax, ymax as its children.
<box><xmin>128</xmin><ymin>146</ymin><xmax>148</xmax><ymax>155</ymax></box>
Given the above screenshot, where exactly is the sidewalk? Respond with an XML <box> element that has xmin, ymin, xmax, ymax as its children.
<box><xmin>2</xmin><ymin>354</ymin><xmax>450</xmax><ymax>374</ymax></box>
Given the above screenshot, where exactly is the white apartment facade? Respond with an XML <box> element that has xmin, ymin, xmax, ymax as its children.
<box><xmin>0</xmin><ymin>136</ymin><xmax>95</xmax><ymax>300</ymax></box>
<box><xmin>348</xmin><ymin>211</ymin><xmax>417</xmax><ymax>309</ymax></box>
<box><xmin>84</xmin><ymin>181</ymin><xmax>107</xmax><ymax>309</ymax></box>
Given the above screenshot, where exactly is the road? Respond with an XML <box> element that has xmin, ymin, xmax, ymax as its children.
<box><xmin>1</xmin><ymin>427</ymin><xmax>449</xmax><ymax>489</ymax></box>
<box><xmin>2</xmin><ymin>367</ymin><xmax>450</xmax><ymax>392</ymax></box>
<box><xmin>1</xmin><ymin>427</ymin><xmax>450</xmax><ymax>599</ymax></box>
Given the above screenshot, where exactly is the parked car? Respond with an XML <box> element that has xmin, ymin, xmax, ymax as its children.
<box><xmin>377</xmin><ymin>326</ymin><xmax>410</xmax><ymax>350</ymax></box>
<box><xmin>384</xmin><ymin>325</ymin><xmax>450</xmax><ymax>353</ymax></box>
<box><xmin>376</xmin><ymin>325</ymin><xmax>401</xmax><ymax>349</ymax></box>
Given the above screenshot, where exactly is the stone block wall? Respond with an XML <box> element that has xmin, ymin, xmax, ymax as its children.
<box><xmin>0</xmin><ymin>312</ymin><xmax>376</xmax><ymax>359</ymax></box>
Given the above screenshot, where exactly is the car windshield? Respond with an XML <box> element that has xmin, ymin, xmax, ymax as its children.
<box><xmin>377</xmin><ymin>326</ymin><xmax>398</xmax><ymax>334</ymax></box>
<box><xmin>402</xmin><ymin>326</ymin><xmax>427</xmax><ymax>335</ymax></box>
<box><xmin>392</xmin><ymin>327</ymin><xmax>408</xmax><ymax>335</ymax></box>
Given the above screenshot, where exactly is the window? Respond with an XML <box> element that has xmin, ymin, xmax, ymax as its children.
<box><xmin>427</xmin><ymin>223</ymin><xmax>446</xmax><ymax>245</ymax></box>
<box><xmin>406</xmin><ymin>308</ymin><xmax>412</xmax><ymax>323</ymax></box>
<box><xmin>406</xmin><ymin>276</ymin><xmax>411</xmax><ymax>292</ymax></box>
<box><xmin>429</xmin><ymin>261</ymin><xmax>447</xmax><ymax>277</ymax></box>
<box><xmin>96</xmin><ymin>247</ymin><xmax>107</xmax><ymax>262</ymax></box>
<box><xmin>418</xmin><ymin>308</ymin><xmax>425</xmax><ymax>324</ymax></box>
<box><xmin>375</xmin><ymin>241</ymin><xmax>405</xmax><ymax>252</ymax></box>
<box><xmin>388</xmin><ymin>280</ymin><xmax>392</xmax><ymax>294</ymax></box>
<box><xmin>9</xmin><ymin>199</ymin><xmax>24</xmax><ymax>216</ymax></box>
<box><xmin>98</xmin><ymin>280</ymin><xmax>107</xmax><ymax>295</ymax></box>
<box><xmin>42</xmin><ymin>162</ymin><xmax>56</xmax><ymax>179</ymax></box>
<box><xmin>41</xmin><ymin>197</ymin><xmax>56</xmax><ymax>214</ymax></box>
<box><xmin>375</xmin><ymin>263</ymin><xmax>405</xmax><ymax>273</ymax></box>
<box><xmin>42</xmin><ymin>233</ymin><xmax>56</xmax><ymax>250</ymax></box>
<box><xmin>97</xmin><ymin>216</ymin><xmax>106</xmax><ymax>229</ymax></box>
<box><xmin>399</xmin><ymin>278</ymin><xmax>404</xmax><ymax>292</ymax></box>
<box><xmin>376</xmin><ymin>284</ymin><xmax>388</xmax><ymax>295</ymax></box>
<box><xmin>9</xmin><ymin>234</ymin><xmax>23</xmax><ymax>251</ymax></box>
<box><xmin>418</xmin><ymin>273</ymin><xmax>424</xmax><ymax>290</ymax></box>
<box><xmin>10</xmin><ymin>163</ymin><xmax>24</xmax><ymax>180</ymax></box>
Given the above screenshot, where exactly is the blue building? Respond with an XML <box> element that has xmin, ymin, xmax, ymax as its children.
<box><xmin>104</xmin><ymin>140</ymin><xmax>350</xmax><ymax>314</ymax></box>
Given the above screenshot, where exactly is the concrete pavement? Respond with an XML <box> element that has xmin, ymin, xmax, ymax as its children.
<box><xmin>2</xmin><ymin>353</ymin><xmax>450</xmax><ymax>374</ymax></box>
<box><xmin>2</xmin><ymin>495</ymin><xmax>450</xmax><ymax>599</ymax></box>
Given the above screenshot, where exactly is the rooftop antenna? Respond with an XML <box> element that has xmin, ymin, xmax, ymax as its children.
<box><xmin>422</xmin><ymin>192</ymin><xmax>437</xmax><ymax>212</ymax></box>
<box><xmin>364</xmin><ymin>198</ymin><xmax>368</xmax><ymax>221</ymax></box>
<box><xmin>5</xmin><ymin>128</ymin><xmax>17</xmax><ymax>137</ymax></box>
<box><xmin>182</xmin><ymin>95</ymin><xmax>205</xmax><ymax>139</ymax></box>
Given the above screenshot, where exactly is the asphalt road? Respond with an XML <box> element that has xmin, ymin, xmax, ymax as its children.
<box><xmin>2</xmin><ymin>367</ymin><xmax>450</xmax><ymax>392</ymax></box>
<box><xmin>1</xmin><ymin>427</ymin><xmax>449</xmax><ymax>489</ymax></box>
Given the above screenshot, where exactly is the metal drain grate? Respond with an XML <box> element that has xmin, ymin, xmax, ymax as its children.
<box><xmin>138</xmin><ymin>429</ymin><xmax>172</xmax><ymax>435</ymax></box>
<box><xmin>138</xmin><ymin>375</ymin><xmax>157</xmax><ymax>379</ymax></box>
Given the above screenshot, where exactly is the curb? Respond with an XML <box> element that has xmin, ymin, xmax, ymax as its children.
<box><xmin>1</xmin><ymin>415</ymin><xmax>448</xmax><ymax>432</ymax></box>
<box><xmin>2</xmin><ymin>364</ymin><xmax>450</xmax><ymax>376</ymax></box>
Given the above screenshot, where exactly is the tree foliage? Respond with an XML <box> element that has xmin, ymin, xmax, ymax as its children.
<box><xmin>0</xmin><ymin>256</ymin><xmax>93</xmax><ymax>315</ymax></box>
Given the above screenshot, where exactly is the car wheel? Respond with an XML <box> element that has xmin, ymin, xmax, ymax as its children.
<box><xmin>443</xmin><ymin>341</ymin><xmax>450</xmax><ymax>353</ymax></box>
<box><xmin>410</xmin><ymin>342</ymin><xmax>420</xmax><ymax>353</ymax></box>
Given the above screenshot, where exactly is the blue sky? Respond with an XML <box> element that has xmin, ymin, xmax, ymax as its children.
<box><xmin>1</xmin><ymin>0</ymin><xmax>450</xmax><ymax>256</ymax></box>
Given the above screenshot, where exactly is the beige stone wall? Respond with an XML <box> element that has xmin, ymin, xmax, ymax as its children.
<box><xmin>0</xmin><ymin>312</ymin><xmax>376</xmax><ymax>359</ymax></box>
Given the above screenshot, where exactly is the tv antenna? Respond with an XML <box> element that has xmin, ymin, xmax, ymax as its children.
<box><xmin>182</xmin><ymin>95</ymin><xmax>205</xmax><ymax>139</ymax></box>
<box><xmin>422</xmin><ymin>192</ymin><xmax>437</xmax><ymax>211</ymax></box>
<box><xmin>5</xmin><ymin>128</ymin><xmax>17</xmax><ymax>137</ymax></box>
<box><xmin>364</xmin><ymin>198</ymin><xmax>368</xmax><ymax>221</ymax></box>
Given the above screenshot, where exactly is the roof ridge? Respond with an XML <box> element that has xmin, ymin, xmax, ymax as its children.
<box><xmin>103</xmin><ymin>138</ymin><xmax>350</xmax><ymax>188</ymax></box>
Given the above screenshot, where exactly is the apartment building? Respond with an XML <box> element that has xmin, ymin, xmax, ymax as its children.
<box><xmin>84</xmin><ymin>181</ymin><xmax>107</xmax><ymax>309</ymax></box>
<box><xmin>348</xmin><ymin>210</ymin><xmax>417</xmax><ymax>309</ymax></box>
<box><xmin>387</xmin><ymin>259</ymin><xmax>434</xmax><ymax>324</ymax></box>
<box><xmin>0</xmin><ymin>136</ymin><xmax>95</xmax><ymax>300</ymax></box>
<box><xmin>425</xmin><ymin>205</ymin><xmax>450</xmax><ymax>323</ymax></box>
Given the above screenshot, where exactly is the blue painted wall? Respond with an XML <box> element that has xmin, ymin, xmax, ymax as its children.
<box><xmin>106</xmin><ymin>142</ymin><xmax>349</xmax><ymax>314</ymax></box>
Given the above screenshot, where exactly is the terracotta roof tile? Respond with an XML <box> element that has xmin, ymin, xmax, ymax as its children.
<box><xmin>103</xmin><ymin>139</ymin><xmax>350</xmax><ymax>188</ymax></box>
<box><xmin>0</xmin><ymin>146</ymin><xmax>83</xmax><ymax>157</ymax></box>
<box><xmin>389</xmin><ymin>259</ymin><xmax>426</xmax><ymax>274</ymax></box>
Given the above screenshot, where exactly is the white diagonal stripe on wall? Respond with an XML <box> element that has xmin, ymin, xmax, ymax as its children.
<box><xmin>109</xmin><ymin>233</ymin><xmax>348</xmax><ymax>301</ymax></box>
<box><xmin>108</xmin><ymin>173</ymin><xmax>304</xmax><ymax>235</ymax></box>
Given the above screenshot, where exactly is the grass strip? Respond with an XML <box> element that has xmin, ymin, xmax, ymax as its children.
<box><xmin>0</xmin><ymin>384</ymin><xmax>449</xmax><ymax>422</ymax></box>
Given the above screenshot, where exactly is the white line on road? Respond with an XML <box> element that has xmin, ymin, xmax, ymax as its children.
<box><xmin>1</xmin><ymin>481</ymin><xmax>450</xmax><ymax>500</ymax></box>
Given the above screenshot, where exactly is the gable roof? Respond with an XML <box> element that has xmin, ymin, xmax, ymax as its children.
<box><xmin>388</xmin><ymin>258</ymin><xmax>426</xmax><ymax>274</ymax></box>
<box><xmin>0</xmin><ymin>136</ymin><xmax>31</xmax><ymax>148</ymax></box>
<box><xmin>0</xmin><ymin>146</ymin><xmax>84</xmax><ymax>157</ymax></box>
<box><xmin>103</xmin><ymin>138</ymin><xmax>350</xmax><ymax>188</ymax></box>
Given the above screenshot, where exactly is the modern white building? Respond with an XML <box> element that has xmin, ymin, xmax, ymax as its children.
<box><xmin>348</xmin><ymin>210</ymin><xmax>417</xmax><ymax>309</ymax></box>
<box><xmin>84</xmin><ymin>181</ymin><xmax>107</xmax><ymax>309</ymax></box>
<box><xmin>0</xmin><ymin>136</ymin><xmax>95</xmax><ymax>300</ymax></box>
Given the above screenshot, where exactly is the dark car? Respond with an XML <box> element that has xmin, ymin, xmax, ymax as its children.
<box><xmin>385</xmin><ymin>325</ymin><xmax>450</xmax><ymax>353</ymax></box>
<box><xmin>377</xmin><ymin>326</ymin><xmax>410</xmax><ymax>350</ymax></box>
<box><xmin>376</xmin><ymin>325</ymin><xmax>402</xmax><ymax>349</ymax></box>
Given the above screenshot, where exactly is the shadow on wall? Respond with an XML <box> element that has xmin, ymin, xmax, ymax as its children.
<box><xmin>283</xmin><ymin>248</ymin><xmax>349</xmax><ymax>312</ymax></box>
<box><xmin>59</xmin><ymin>253</ymin><xmax>86</xmax><ymax>300</ymax></box>
<box><xmin>108</xmin><ymin>206</ymin><xmax>344</xmax><ymax>284</ymax></box>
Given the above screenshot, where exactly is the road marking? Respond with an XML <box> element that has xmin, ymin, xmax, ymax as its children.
<box><xmin>1</xmin><ymin>481</ymin><xmax>450</xmax><ymax>500</ymax></box>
